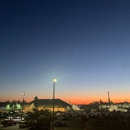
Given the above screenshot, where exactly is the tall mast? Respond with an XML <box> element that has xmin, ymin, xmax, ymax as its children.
<box><xmin>108</xmin><ymin>91</ymin><xmax>110</xmax><ymax>103</ymax></box>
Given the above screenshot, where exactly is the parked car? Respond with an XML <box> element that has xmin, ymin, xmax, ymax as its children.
<box><xmin>0</xmin><ymin>112</ymin><xmax>8</xmax><ymax>119</ymax></box>
<box><xmin>55</xmin><ymin>120</ymin><xmax>66</xmax><ymax>127</ymax></box>
<box><xmin>4</xmin><ymin>116</ymin><xmax>14</xmax><ymax>120</ymax></box>
<box><xmin>19</xmin><ymin>121</ymin><xmax>31</xmax><ymax>128</ymax></box>
<box><xmin>1</xmin><ymin>120</ymin><xmax>17</xmax><ymax>127</ymax></box>
<box><xmin>13</xmin><ymin>116</ymin><xmax>23</xmax><ymax>122</ymax></box>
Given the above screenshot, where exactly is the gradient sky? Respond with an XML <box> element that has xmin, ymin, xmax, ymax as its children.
<box><xmin>1</xmin><ymin>0</ymin><xmax>130</xmax><ymax>104</ymax></box>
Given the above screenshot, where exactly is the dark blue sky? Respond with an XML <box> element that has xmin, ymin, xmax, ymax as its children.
<box><xmin>1</xmin><ymin>0</ymin><xmax>130</xmax><ymax>103</ymax></box>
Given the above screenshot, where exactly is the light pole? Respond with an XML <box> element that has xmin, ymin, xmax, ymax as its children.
<box><xmin>52</xmin><ymin>78</ymin><xmax>57</xmax><ymax>130</ymax></box>
<box><xmin>22</xmin><ymin>92</ymin><xmax>26</xmax><ymax>113</ymax></box>
<box><xmin>83</xmin><ymin>99</ymin><xmax>85</xmax><ymax>105</ymax></box>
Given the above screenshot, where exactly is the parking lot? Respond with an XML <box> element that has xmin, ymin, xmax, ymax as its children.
<box><xmin>55</xmin><ymin>116</ymin><xmax>85</xmax><ymax>130</ymax></box>
<box><xmin>0</xmin><ymin>116</ymin><xmax>85</xmax><ymax>130</ymax></box>
<box><xmin>0</xmin><ymin>124</ymin><xmax>27</xmax><ymax>130</ymax></box>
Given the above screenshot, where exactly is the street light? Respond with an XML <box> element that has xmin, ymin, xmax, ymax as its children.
<box><xmin>52</xmin><ymin>78</ymin><xmax>57</xmax><ymax>130</ymax></box>
<box><xmin>22</xmin><ymin>92</ymin><xmax>26</xmax><ymax>113</ymax></box>
<box><xmin>83</xmin><ymin>99</ymin><xmax>86</xmax><ymax>105</ymax></box>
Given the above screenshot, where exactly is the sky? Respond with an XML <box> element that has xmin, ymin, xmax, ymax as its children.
<box><xmin>0</xmin><ymin>0</ymin><xmax>130</xmax><ymax>104</ymax></box>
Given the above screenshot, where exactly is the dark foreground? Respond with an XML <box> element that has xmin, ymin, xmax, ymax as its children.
<box><xmin>0</xmin><ymin>116</ymin><xmax>85</xmax><ymax>130</ymax></box>
<box><xmin>85</xmin><ymin>118</ymin><xmax>130</xmax><ymax>130</ymax></box>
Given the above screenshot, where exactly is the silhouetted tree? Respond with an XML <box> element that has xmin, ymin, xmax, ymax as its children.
<box><xmin>25</xmin><ymin>108</ymin><xmax>52</xmax><ymax>130</ymax></box>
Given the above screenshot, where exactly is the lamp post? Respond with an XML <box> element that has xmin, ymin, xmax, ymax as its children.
<box><xmin>83</xmin><ymin>99</ymin><xmax>85</xmax><ymax>105</ymax></box>
<box><xmin>22</xmin><ymin>92</ymin><xmax>26</xmax><ymax>113</ymax></box>
<box><xmin>52</xmin><ymin>78</ymin><xmax>57</xmax><ymax>130</ymax></box>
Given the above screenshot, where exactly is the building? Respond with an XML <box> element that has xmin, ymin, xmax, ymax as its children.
<box><xmin>80</xmin><ymin>104</ymin><xmax>99</xmax><ymax>113</ymax></box>
<box><xmin>0</xmin><ymin>102</ymin><xmax>6</xmax><ymax>112</ymax></box>
<box><xmin>0</xmin><ymin>97</ymin><xmax>73</xmax><ymax>112</ymax></box>
<box><xmin>26</xmin><ymin>96</ymin><xmax>72</xmax><ymax>112</ymax></box>
<box><xmin>0</xmin><ymin>101</ymin><xmax>22</xmax><ymax>112</ymax></box>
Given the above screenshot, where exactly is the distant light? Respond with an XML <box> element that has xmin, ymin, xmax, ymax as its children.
<box><xmin>53</xmin><ymin>78</ymin><xmax>57</xmax><ymax>82</ymax></box>
<box><xmin>22</xmin><ymin>92</ymin><xmax>26</xmax><ymax>96</ymax></box>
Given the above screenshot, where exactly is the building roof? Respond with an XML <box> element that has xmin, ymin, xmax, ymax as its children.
<box><xmin>29</xmin><ymin>98</ymin><xmax>71</xmax><ymax>107</ymax></box>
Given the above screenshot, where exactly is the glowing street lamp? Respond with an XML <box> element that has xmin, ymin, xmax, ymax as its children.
<box><xmin>52</xmin><ymin>78</ymin><xmax>57</xmax><ymax>130</ymax></box>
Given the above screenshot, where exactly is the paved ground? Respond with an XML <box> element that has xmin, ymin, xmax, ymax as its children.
<box><xmin>55</xmin><ymin>117</ymin><xmax>85</xmax><ymax>130</ymax></box>
<box><xmin>0</xmin><ymin>116</ymin><xmax>85</xmax><ymax>130</ymax></box>
<box><xmin>0</xmin><ymin>124</ymin><xmax>27</xmax><ymax>130</ymax></box>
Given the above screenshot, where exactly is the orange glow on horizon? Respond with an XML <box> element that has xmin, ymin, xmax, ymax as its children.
<box><xmin>1</xmin><ymin>96</ymin><xmax>130</xmax><ymax>104</ymax></box>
